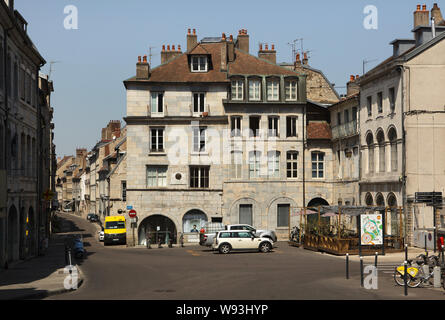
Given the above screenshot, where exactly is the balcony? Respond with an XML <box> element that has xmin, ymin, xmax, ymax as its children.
<box><xmin>332</xmin><ymin>120</ymin><xmax>358</xmax><ymax>140</ymax></box>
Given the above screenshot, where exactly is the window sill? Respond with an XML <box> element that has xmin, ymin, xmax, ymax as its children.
<box><xmin>151</xmin><ymin>113</ymin><xmax>165</xmax><ymax>118</ymax></box>
<box><xmin>148</xmin><ymin>151</ymin><xmax>167</xmax><ymax>156</ymax></box>
<box><xmin>191</xmin><ymin>152</ymin><xmax>209</xmax><ymax>156</ymax></box>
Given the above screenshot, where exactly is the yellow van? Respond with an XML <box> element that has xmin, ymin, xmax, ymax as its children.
<box><xmin>104</xmin><ymin>216</ymin><xmax>126</xmax><ymax>245</ymax></box>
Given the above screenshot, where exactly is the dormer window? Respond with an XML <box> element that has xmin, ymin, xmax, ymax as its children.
<box><xmin>191</xmin><ymin>55</ymin><xmax>208</xmax><ymax>72</ymax></box>
<box><xmin>267</xmin><ymin>79</ymin><xmax>279</xmax><ymax>101</ymax></box>
<box><xmin>249</xmin><ymin>79</ymin><xmax>261</xmax><ymax>101</ymax></box>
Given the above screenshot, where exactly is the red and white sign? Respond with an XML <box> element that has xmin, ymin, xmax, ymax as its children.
<box><xmin>128</xmin><ymin>209</ymin><xmax>137</xmax><ymax>218</ymax></box>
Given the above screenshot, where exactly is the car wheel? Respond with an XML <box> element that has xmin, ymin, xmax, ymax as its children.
<box><xmin>259</xmin><ymin>242</ymin><xmax>272</xmax><ymax>253</ymax></box>
<box><xmin>219</xmin><ymin>243</ymin><xmax>231</xmax><ymax>254</ymax></box>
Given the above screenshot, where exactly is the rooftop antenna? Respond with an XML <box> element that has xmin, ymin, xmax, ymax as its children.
<box><xmin>362</xmin><ymin>58</ymin><xmax>378</xmax><ymax>75</ymax></box>
<box><xmin>148</xmin><ymin>46</ymin><xmax>157</xmax><ymax>65</ymax></box>
<box><xmin>48</xmin><ymin>61</ymin><xmax>61</xmax><ymax>80</ymax></box>
<box><xmin>287</xmin><ymin>38</ymin><xmax>303</xmax><ymax>62</ymax></box>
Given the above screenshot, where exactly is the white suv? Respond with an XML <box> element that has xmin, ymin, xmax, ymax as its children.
<box><xmin>212</xmin><ymin>230</ymin><xmax>274</xmax><ymax>254</ymax></box>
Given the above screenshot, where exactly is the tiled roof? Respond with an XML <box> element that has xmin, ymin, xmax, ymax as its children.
<box><xmin>307</xmin><ymin>122</ymin><xmax>332</xmax><ymax>140</ymax></box>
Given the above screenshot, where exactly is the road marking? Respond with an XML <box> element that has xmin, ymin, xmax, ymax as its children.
<box><xmin>186</xmin><ymin>250</ymin><xmax>201</xmax><ymax>256</ymax></box>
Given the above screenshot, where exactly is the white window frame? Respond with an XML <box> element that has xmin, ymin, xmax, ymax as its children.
<box><xmin>285</xmin><ymin>80</ymin><xmax>298</xmax><ymax>101</ymax></box>
<box><xmin>191</xmin><ymin>55</ymin><xmax>208</xmax><ymax>72</ymax></box>
<box><xmin>286</xmin><ymin>151</ymin><xmax>298</xmax><ymax>179</ymax></box>
<box><xmin>146</xmin><ymin>166</ymin><xmax>168</xmax><ymax>187</ymax></box>
<box><xmin>267</xmin><ymin>79</ymin><xmax>279</xmax><ymax>101</ymax></box>
<box><xmin>248</xmin><ymin>79</ymin><xmax>261</xmax><ymax>101</ymax></box>
<box><xmin>249</xmin><ymin>151</ymin><xmax>261</xmax><ymax>179</ymax></box>
<box><xmin>150</xmin><ymin>92</ymin><xmax>164</xmax><ymax>116</ymax></box>
<box><xmin>150</xmin><ymin>128</ymin><xmax>164</xmax><ymax>152</ymax></box>
<box><xmin>231</xmin><ymin>151</ymin><xmax>243</xmax><ymax>179</ymax></box>
<box><xmin>311</xmin><ymin>151</ymin><xmax>325</xmax><ymax>179</ymax></box>
<box><xmin>268</xmin><ymin>116</ymin><xmax>279</xmax><ymax>137</ymax></box>
<box><xmin>267</xmin><ymin>151</ymin><xmax>280</xmax><ymax>178</ymax></box>
<box><xmin>193</xmin><ymin>92</ymin><xmax>206</xmax><ymax>115</ymax></box>
<box><xmin>192</xmin><ymin>127</ymin><xmax>207</xmax><ymax>153</ymax></box>
<box><xmin>231</xmin><ymin>116</ymin><xmax>242</xmax><ymax>137</ymax></box>
<box><xmin>286</xmin><ymin>116</ymin><xmax>298</xmax><ymax>137</ymax></box>
<box><xmin>231</xmin><ymin>80</ymin><xmax>244</xmax><ymax>100</ymax></box>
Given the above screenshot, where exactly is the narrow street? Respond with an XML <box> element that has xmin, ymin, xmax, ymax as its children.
<box><xmin>48</xmin><ymin>213</ymin><xmax>445</xmax><ymax>300</ymax></box>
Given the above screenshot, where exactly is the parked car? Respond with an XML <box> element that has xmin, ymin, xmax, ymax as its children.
<box><xmin>98</xmin><ymin>230</ymin><xmax>104</xmax><ymax>242</ymax></box>
<box><xmin>87</xmin><ymin>213</ymin><xmax>95</xmax><ymax>221</ymax></box>
<box><xmin>212</xmin><ymin>230</ymin><xmax>274</xmax><ymax>254</ymax></box>
<box><xmin>90</xmin><ymin>214</ymin><xmax>99</xmax><ymax>222</ymax></box>
<box><xmin>200</xmin><ymin>224</ymin><xmax>277</xmax><ymax>247</ymax></box>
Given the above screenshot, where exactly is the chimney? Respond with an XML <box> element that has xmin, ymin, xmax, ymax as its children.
<box><xmin>136</xmin><ymin>55</ymin><xmax>150</xmax><ymax>79</ymax></box>
<box><xmin>294</xmin><ymin>53</ymin><xmax>302</xmax><ymax>69</ymax></box>
<box><xmin>302</xmin><ymin>52</ymin><xmax>309</xmax><ymax>65</ymax></box>
<box><xmin>346</xmin><ymin>75</ymin><xmax>360</xmax><ymax>97</ymax></box>
<box><xmin>258</xmin><ymin>43</ymin><xmax>277</xmax><ymax>64</ymax></box>
<box><xmin>221</xmin><ymin>33</ymin><xmax>227</xmax><ymax>71</ymax></box>
<box><xmin>414</xmin><ymin>4</ymin><xmax>430</xmax><ymax>28</ymax></box>
<box><xmin>161</xmin><ymin>44</ymin><xmax>182</xmax><ymax>64</ymax></box>
<box><xmin>187</xmin><ymin>28</ymin><xmax>198</xmax><ymax>51</ymax></box>
<box><xmin>227</xmin><ymin>34</ymin><xmax>235</xmax><ymax>62</ymax></box>
<box><xmin>236</xmin><ymin>29</ymin><xmax>249</xmax><ymax>53</ymax></box>
<box><xmin>431</xmin><ymin>3</ymin><xmax>444</xmax><ymax>25</ymax></box>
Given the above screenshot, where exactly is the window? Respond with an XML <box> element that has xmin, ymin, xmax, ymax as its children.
<box><xmin>231</xmin><ymin>80</ymin><xmax>244</xmax><ymax>100</ymax></box>
<box><xmin>389</xmin><ymin>87</ymin><xmax>395</xmax><ymax>113</ymax></box>
<box><xmin>20</xmin><ymin>67</ymin><xmax>25</xmax><ymax>100</ymax></box>
<box><xmin>377</xmin><ymin>130</ymin><xmax>385</xmax><ymax>172</ymax></box>
<box><xmin>377</xmin><ymin>92</ymin><xmax>383</xmax><ymax>113</ymax></box>
<box><xmin>267</xmin><ymin>151</ymin><xmax>280</xmax><ymax>178</ymax></box>
<box><xmin>366</xmin><ymin>133</ymin><xmax>374</xmax><ymax>174</ymax></box>
<box><xmin>267</xmin><ymin>79</ymin><xmax>279</xmax><ymax>101</ymax></box>
<box><xmin>26</xmin><ymin>73</ymin><xmax>31</xmax><ymax>103</ymax></box>
<box><xmin>121</xmin><ymin>181</ymin><xmax>127</xmax><ymax>201</ymax></box>
<box><xmin>367</xmin><ymin>96</ymin><xmax>372</xmax><ymax>116</ymax></box>
<box><xmin>150</xmin><ymin>128</ymin><xmax>164</xmax><ymax>152</ymax></box>
<box><xmin>249</xmin><ymin>79</ymin><xmax>261</xmax><ymax>101</ymax></box>
<box><xmin>352</xmin><ymin>107</ymin><xmax>357</xmax><ymax>121</ymax></box>
<box><xmin>337</xmin><ymin>112</ymin><xmax>341</xmax><ymax>125</ymax></box>
<box><xmin>150</xmin><ymin>92</ymin><xmax>164</xmax><ymax>114</ymax></box>
<box><xmin>147</xmin><ymin>166</ymin><xmax>167</xmax><ymax>187</ymax></box>
<box><xmin>344</xmin><ymin>109</ymin><xmax>349</xmax><ymax>123</ymax></box>
<box><xmin>388</xmin><ymin>128</ymin><xmax>398</xmax><ymax>172</ymax></box>
<box><xmin>231</xmin><ymin>151</ymin><xmax>242</xmax><ymax>179</ymax></box>
<box><xmin>192</xmin><ymin>127</ymin><xmax>206</xmax><ymax>153</ymax></box>
<box><xmin>190</xmin><ymin>166</ymin><xmax>209</xmax><ymax>188</ymax></box>
<box><xmin>13</xmin><ymin>62</ymin><xmax>18</xmax><ymax>100</ymax></box>
<box><xmin>286</xmin><ymin>151</ymin><xmax>298</xmax><ymax>178</ymax></box>
<box><xmin>268</xmin><ymin>116</ymin><xmax>279</xmax><ymax>137</ymax></box>
<box><xmin>249</xmin><ymin>151</ymin><xmax>261</xmax><ymax>178</ymax></box>
<box><xmin>286</xmin><ymin>116</ymin><xmax>297</xmax><ymax>137</ymax></box>
<box><xmin>239</xmin><ymin>204</ymin><xmax>253</xmax><ymax>226</ymax></box>
<box><xmin>285</xmin><ymin>80</ymin><xmax>298</xmax><ymax>101</ymax></box>
<box><xmin>191</xmin><ymin>56</ymin><xmax>207</xmax><ymax>72</ymax></box>
<box><xmin>230</xmin><ymin>116</ymin><xmax>242</xmax><ymax>137</ymax></box>
<box><xmin>311</xmin><ymin>152</ymin><xmax>325</xmax><ymax>178</ymax></box>
<box><xmin>277</xmin><ymin>204</ymin><xmax>290</xmax><ymax>227</ymax></box>
<box><xmin>193</xmin><ymin>92</ymin><xmax>205</xmax><ymax>114</ymax></box>
<box><xmin>249</xmin><ymin>116</ymin><xmax>260</xmax><ymax>137</ymax></box>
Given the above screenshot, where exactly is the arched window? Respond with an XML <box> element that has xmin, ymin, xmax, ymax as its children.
<box><xmin>376</xmin><ymin>193</ymin><xmax>385</xmax><ymax>207</ymax></box>
<box><xmin>365</xmin><ymin>193</ymin><xmax>373</xmax><ymax>206</ymax></box>
<box><xmin>366</xmin><ymin>132</ymin><xmax>374</xmax><ymax>174</ymax></box>
<box><xmin>377</xmin><ymin>130</ymin><xmax>385</xmax><ymax>172</ymax></box>
<box><xmin>388</xmin><ymin>127</ymin><xmax>398</xmax><ymax>172</ymax></box>
<box><xmin>387</xmin><ymin>193</ymin><xmax>397</xmax><ymax>207</ymax></box>
<box><xmin>183</xmin><ymin>210</ymin><xmax>208</xmax><ymax>233</ymax></box>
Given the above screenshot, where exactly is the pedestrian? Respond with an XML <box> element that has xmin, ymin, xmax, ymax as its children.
<box><xmin>190</xmin><ymin>225</ymin><xmax>199</xmax><ymax>233</ymax></box>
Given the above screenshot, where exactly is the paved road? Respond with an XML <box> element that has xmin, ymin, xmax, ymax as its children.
<box><xmin>49</xmin><ymin>213</ymin><xmax>445</xmax><ymax>300</ymax></box>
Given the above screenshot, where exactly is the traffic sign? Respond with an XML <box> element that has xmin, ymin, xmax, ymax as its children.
<box><xmin>129</xmin><ymin>209</ymin><xmax>137</xmax><ymax>218</ymax></box>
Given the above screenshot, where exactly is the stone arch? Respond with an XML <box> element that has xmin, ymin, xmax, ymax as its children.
<box><xmin>137</xmin><ymin>214</ymin><xmax>178</xmax><ymax>246</ymax></box>
<box><xmin>266</xmin><ymin>196</ymin><xmax>297</xmax><ymax>229</ymax></box>
<box><xmin>307</xmin><ymin>197</ymin><xmax>329</xmax><ymax>226</ymax></box>
<box><xmin>182</xmin><ymin>209</ymin><xmax>208</xmax><ymax>233</ymax></box>
<box><xmin>365</xmin><ymin>193</ymin><xmax>374</xmax><ymax>206</ymax></box>
<box><xmin>387</xmin><ymin>193</ymin><xmax>398</xmax><ymax>207</ymax></box>
<box><xmin>388</xmin><ymin>126</ymin><xmax>398</xmax><ymax>172</ymax></box>
<box><xmin>229</xmin><ymin>197</ymin><xmax>260</xmax><ymax>227</ymax></box>
<box><xmin>375</xmin><ymin>193</ymin><xmax>385</xmax><ymax>207</ymax></box>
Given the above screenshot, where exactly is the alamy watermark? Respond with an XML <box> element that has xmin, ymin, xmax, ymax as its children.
<box><xmin>363</xmin><ymin>265</ymin><xmax>378</xmax><ymax>290</ymax></box>
<box><xmin>64</xmin><ymin>5</ymin><xmax>78</xmax><ymax>30</ymax></box>
<box><xmin>363</xmin><ymin>5</ymin><xmax>378</xmax><ymax>30</ymax></box>
<box><xmin>63</xmin><ymin>265</ymin><xmax>79</xmax><ymax>290</ymax></box>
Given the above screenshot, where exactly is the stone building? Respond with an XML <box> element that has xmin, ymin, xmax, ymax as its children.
<box><xmin>123</xmin><ymin>29</ymin><xmax>338</xmax><ymax>244</ymax></box>
<box><xmin>0</xmin><ymin>0</ymin><xmax>52</xmax><ymax>267</ymax></box>
<box><xmin>357</xmin><ymin>3</ymin><xmax>445</xmax><ymax>245</ymax></box>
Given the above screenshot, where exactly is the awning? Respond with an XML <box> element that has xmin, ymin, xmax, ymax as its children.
<box><xmin>292</xmin><ymin>209</ymin><xmax>318</xmax><ymax>216</ymax></box>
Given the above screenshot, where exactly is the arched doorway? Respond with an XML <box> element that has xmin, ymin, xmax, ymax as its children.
<box><xmin>183</xmin><ymin>210</ymin><xmax>207</xmax><ymax>233</ymax></box>
<box><xmin>7</xmin><ymin>206</ymin><xmax>18</xmax><ymax>262</ymax></box>
<box><xmin>307</xmin><ymin>198</ymin><xmax>329</xmax><ymax>227</ymax></box>
<box><xmin>138</xmin><ymin>215</ymin><xmax>177</xmax><ymax>246</ymax></box>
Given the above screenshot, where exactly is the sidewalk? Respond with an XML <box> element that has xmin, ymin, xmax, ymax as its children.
<box><xmin>0</xmin><ymin>217</ymin><xmax>84</xmax><ymax>300</ymax></box>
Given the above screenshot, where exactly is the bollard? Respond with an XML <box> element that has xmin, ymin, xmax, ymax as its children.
<box><xmin>158</xmin><ymin>239</ymin><xmax>162</xmax><ymax>248</ymax></box>
<box><xmin>346</xmin><ymin>253</ymin><xmax>349</xmax><ymax>280</ymax></box>
<box><xmin>433</xmin><ymin>266</ymin><xmax>441</xmax><ymax>288</ymax></box>
<box><xmin>404</xmin><ymin>261</ymin><xmax>408</xmax><ymax>296</ymax></box>
<box><xmin>180</xmin><ymin>234</ymin><xmax>184</xmax><ymax>248</ymax></box>
<box><xmin>374</xmin><ymin>252</ymin><xmax>378</xmax><ymax>268</ymax></box>
<box><xmin>360</xmin><ymin>256</ymin><xmax>364</xmax><ymax>287</ymax></box>
<box><xmin>425</xmin><ymin>234</ymin><xmax>428</xmax><ymax>257</ymax></box>
<box><xmin>146</xmin><ymin>238</ymin><xmax>151</xmax><ymax>249</ymax></box>
<box><xmin>405</xmin><ymin>244</ymin><xmax>408</xmax><ymax>262</ymax></box>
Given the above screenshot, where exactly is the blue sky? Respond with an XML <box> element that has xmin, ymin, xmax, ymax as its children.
<box><xmin>14</xmin><ymin>0</ymin><xmax>432</xmax><ymax>157</ymax></box>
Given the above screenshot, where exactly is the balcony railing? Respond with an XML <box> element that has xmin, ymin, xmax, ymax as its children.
<box><xmin>332</xmin><ymin>120</ymin><xmax>358</xmax><ymax>140</ymax></box>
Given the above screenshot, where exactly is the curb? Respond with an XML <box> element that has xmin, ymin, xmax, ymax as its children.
<box><xmin>7</xmin><ymin>265</ymin><xmax>85</xmax><ymax>300</ymax></box>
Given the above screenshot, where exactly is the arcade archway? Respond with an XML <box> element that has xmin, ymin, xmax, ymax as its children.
<box><xmin>138</xmin><ymin>215</ymin><xmax>177</xmax><ymax>246</ymax></box>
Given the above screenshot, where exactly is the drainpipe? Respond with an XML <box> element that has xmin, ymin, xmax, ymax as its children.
<box><xmin>302</xmin><ymin>102</ymin><xmax>306</xmax><ymax>209</ymax></box>
<box><xmin>398</xmin><ymin>65</ymin><xmax>408</xmax><ymax>244</ymax></box>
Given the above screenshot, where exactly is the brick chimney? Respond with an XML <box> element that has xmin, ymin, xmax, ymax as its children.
<box><xmin>227</xmin><ymin>34</ymin><xmax>235</xmax><ymax>62</ymax></box>
<box><xmin>136</xmin><ymin>55</ymin><xmax>150</xmax><ymax>79</ymax></box>
<box><xmin>414</xmin><ymin>4</ymin><xmax>430</xmax><ymax>28</ymax></box>
<box><xmin>187</xmin><ymin>28</ymin><xmax>198</xmax><ymax>51</ymax></box>
<box><xmin>161</xmin><ymin>44</ymin><xmax>182</xmax><ymax>64</ymax></box>
<box><xmin>221</xmin><ymin>33</ymin><xmax>227</xmax><ymax>71</ymax></box>
<box><xmin>346</xmin><ymin>75</ymin><xmax>360</xmax><ymax>97</ymax></box>
<box><xmin>236</xmin><ymin>29</ymin><xmax>249</xmax><ymax>53</ymax></box>
<box><xmin>302</xmin><ymin>52</ymin><xmax>309</xmax><ymax>66</ymax></box>
<box><xmin>431</xmin><ymin>3</ymin><xmax>444</xmax><ymax>25</ymax></box>
<box><xmin>258</xmin><ymin>43</ymin><xmax>277</xmax><ymax>64</ymax></box>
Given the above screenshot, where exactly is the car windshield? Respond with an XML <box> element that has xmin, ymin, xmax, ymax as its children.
<box><xmin>105</xmin><ymin>221</ymin><xmax>125</xmax><ymax>229</ymax></box>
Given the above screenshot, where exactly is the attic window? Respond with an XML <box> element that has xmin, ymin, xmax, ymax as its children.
<box><xmin>191</xmin><ymin>56</ymin><xmax>207</xmax><ymax>72</ymax></box>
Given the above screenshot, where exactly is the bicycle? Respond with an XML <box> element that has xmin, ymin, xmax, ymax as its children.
<box><xmin>394</xmin><ymin>254</ymin><xmax>444</xmax><ymax>288</ymax></box>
